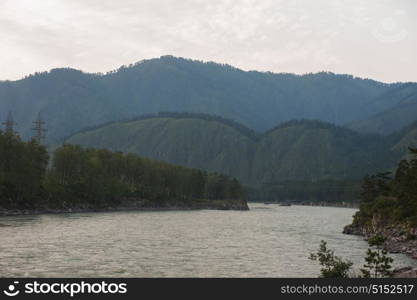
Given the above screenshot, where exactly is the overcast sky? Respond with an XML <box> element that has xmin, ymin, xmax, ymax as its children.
<box><xmin>0</xmin><ymin>0</ymin><xmax>416</xmax><ymax>82</ymax></box>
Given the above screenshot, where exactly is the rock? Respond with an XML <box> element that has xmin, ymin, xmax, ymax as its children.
<box><xmin>343</xmin><ymin>223</ymin><xmax>363</xmax><ymax>235</ymax></box>
<box><xmin>392</xmin><ymin>267</ymin><xmax>417</xmax><ymax>278</ymax></box>
<box><xmin>343</xmin><ymin>219</ymin><xmax>417</xmax><ymax>261</ymax></box>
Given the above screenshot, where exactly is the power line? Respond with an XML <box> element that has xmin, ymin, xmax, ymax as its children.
<box><xmin>31</xmin><ymin>112</ymin><xmax>47</xmax><ymax>143</ymax></box>
<box><xmin>2</xmin><ymin>111</ymin><xmax>16</xmax><ymax>135</ymax></box>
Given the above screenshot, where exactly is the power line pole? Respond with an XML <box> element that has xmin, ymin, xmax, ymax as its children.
<box><xmin>2</xmin><ymin>111</ymin><xmax>16</xmax><ymax>135</ymax></box>
<box><xmin>32</xmin><ymin>113</ymin><xmax>47</xmax><ymax>143</ymax></box>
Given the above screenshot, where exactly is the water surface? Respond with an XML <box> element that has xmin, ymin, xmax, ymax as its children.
<box><xmin>1</xmin><ymin>204</ymin><xmax>416</xmax><ymax>277</ymax></box>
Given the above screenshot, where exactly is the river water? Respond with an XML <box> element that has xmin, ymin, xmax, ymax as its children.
<box><xmin>1</xmin><ymin>203</ymin><xmax>416</xmax><ymax>277</ymax></box>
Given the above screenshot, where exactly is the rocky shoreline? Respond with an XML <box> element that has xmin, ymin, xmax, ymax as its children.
<box><xmin>0</xmin><ymin>199</ymin><xmax>249</xmax><ymax>217</ymax></box>
<box><xmin>255</xmin><ymin>201</ymin><xmax>359</xmax><ymax>208</ymax></box>
<box><xmin>343</xmin><ymin>222</ymin><xmax>417</xmax><ymax>260</ymax></box>
<box><xmin>296</xmin><ymin>201</ymin><xmax>359</xmax><ymax>208</ymax></box>
<box><xmin>343</xmin><ymin>220</ymin><xmax>417</xmax><ymax>277</ymax></box>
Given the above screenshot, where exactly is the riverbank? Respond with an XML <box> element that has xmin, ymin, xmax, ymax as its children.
<box><xmin>0</xmin><ymin>199</ymin><xmax>249</xmax><ymax>217</ymax></box>
<box><xmin>252</xmin><ymin>201</ymin><xmax>358</xmax><ymax>208</ymax></box>
<box><xmin>343</xmin><ymin>222</ymin><xmax>417</xmax><ymax>260</ymax></box>
<box><xmin>296</xmin><ymin>201</ymin><xmax>358</xmax><ymax>208</ymax></box>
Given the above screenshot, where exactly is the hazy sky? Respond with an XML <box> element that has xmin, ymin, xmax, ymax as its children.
<box><xmin>0</xmin><ymin>0</ymin><xmax>416</xmax><ymax>82</ymax></box>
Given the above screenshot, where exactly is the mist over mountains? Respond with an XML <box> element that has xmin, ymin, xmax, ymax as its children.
<box><xmin>1</xmin><ymin>55</ymin><xmax>417</xmax><ymax>144</ymax></box>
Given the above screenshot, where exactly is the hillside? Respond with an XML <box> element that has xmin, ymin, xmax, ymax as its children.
<box><xmin>251</xmin><ymin>120</ymin><xmax>392</xmax><ymax>183</ymax></box>
<box><xmin>347</xmin><ymin>84</ymin><xmax>417</xmax><ymax>135</ymax></box>
<box><xmin>391</xmin><ymin>121</ymin><xmax>417</xmax><ymax>153</ymax></box>
<box><xmin>67</xmin><ymin>113</ymin><xmax>257</xmax><ymax>184</ymax></box>
<box><xmin>67</xmin><ymin>114</ymin><xmax>401</xmax><ymax>190</ymax></box>
<box><xmin>1</xmin><ymin>55</ymin><xmax>415</xmax><ymax>143</ymax></box>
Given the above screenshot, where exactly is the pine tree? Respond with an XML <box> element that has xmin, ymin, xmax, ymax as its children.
<box><xmin>360</xmin><ymin>235</ymin><xmax>393</xmax><ymax>278</ymax></box>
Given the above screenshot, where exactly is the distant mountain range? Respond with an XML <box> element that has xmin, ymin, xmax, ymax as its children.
<box><xmin>66</xmin><ymin>113</ymin><xmax>417</xmax><ymax>187</ymax></box>
<box><xmin>1</xmin><ymin>55</ymin><xmax>417</xmax><ymax>144</ymax></box>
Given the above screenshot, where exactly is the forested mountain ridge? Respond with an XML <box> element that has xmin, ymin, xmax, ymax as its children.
<box><xmin>67</xmin><ymin>113</ymin><xmax>258</xmax><ymax>184</ymax></box>
<box><xmin>1</xmin><ymin>55</ymin><xmax>416</xmax><ymax>143</ymax></box>
<box><xmin>390</xmin><ymin>120</ymin><xmax>417</xmax><ymax>153</ymax></box>
<box><xmin>347</xmin><ymin>83</ymin><xmax>417</xmax><ymax>135</ymax></box>
<box><xmin>67</xmin><ymin>113</ymin><xmax>414</xmax><ymax>189</ymax></box>
<box><xmin>65</xmin><ymin>114</ymin><xmax>417</xmax><ymax>202</ymax></box>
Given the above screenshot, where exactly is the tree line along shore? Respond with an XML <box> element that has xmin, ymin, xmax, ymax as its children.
<box><xmin>0</xmin><ymin>131</ymin><xmax>248</xmax><ymax>215</ymax></box>
<box><xmin>344</xmin><ymin>147</ymin><xmax>417</xmax><ymax>261</ymax></box>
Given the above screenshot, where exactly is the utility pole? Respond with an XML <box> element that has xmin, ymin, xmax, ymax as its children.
<box><xmin>2</xmin><ymin>111</ymin><xmax>16</xmax><ymax>135</ymax></box>
<box><xmin>32</xmin><ymin>113</ymin><xmax>47</xmax><ymax>143</ymax></box>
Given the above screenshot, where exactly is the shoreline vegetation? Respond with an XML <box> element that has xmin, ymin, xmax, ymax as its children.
<box><xmin>0</xmin><ymin>131</ymin><xmax>248</xmax><ymax>214</ymax></box>
<box><xmin>0</xmin><ymin>199</ymin><xmax>249</xmax><ymax>218</ymax></box>
<box><xmin>309</xmin><ymin>238</ymin><xmax>417</xmax><ymax>278</ymax></box>
<box><xmin>0</xmin><ymin>201</ymin><xmax>356</xmax><ymax>218</ymax></box>
<box><xmin>343</xmin><ymin>148</ymin><xmax>417</xmax><ymax>264</ymax></box>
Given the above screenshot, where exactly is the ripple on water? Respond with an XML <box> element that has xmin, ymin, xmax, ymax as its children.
<box><xmin>1</xmin><ymin>204</ymin><xmax>416</xmax><ymax>277</ymax></box>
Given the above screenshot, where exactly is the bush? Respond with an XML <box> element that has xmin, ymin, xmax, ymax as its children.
<box><xmin>309</xmin><ymin>240</ymin><xmax>353</xmax><ymax>278</ymax></box>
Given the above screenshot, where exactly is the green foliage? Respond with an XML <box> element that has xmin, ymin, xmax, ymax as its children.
<box><xmin>310</xmin><ymin>238</ymin><xmax>394</xmax><ymax>278</ymax></box>
<box><xmin>368</xmin><ymin>234</ymin><xmax>386</xmax><ymax>247</ymax></box>
<box><xmin>360</xmin><ymin>235</ymin><xmax>393</xmax><ymax>278</ymax></box>
<box><xmin>0</xmin><ymin>132</ymin><xmax>245</xmax><ymax>210</ymax></box>
<box><xmin>309</xmin><ymin>240</ymin><xmax>353</xmax><ymax>278</ymax></box>
<box><xmin>354</xmin><ymin>148</ymin><xmax>417</xmax><ymax>226</ymax></box>
<box><xmin>0</xmin><ymin>131</ymin><xmax>49</xmax><ymax>208</ymax></box>
<box><xmin>45</xmin><ymin>144</ymin><xmax>245</xmax><ymax>208</ymax></box>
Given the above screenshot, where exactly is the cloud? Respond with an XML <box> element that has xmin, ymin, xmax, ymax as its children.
<box><xmin>0</xmin><ymin>0</ymin><xmax>415</xmax><ymax>82</ymax></box>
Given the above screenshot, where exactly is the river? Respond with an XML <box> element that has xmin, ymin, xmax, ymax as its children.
<box><xmin>1</xmin><ymin>203</ymin><xmax>416</xmax><ymax>277</ymax></box>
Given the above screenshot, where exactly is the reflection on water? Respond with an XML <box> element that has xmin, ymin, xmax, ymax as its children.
<box><xmin>1</xmin><ymin>204</ymin><xmax>416</xmax><ymax>277</ymax></box>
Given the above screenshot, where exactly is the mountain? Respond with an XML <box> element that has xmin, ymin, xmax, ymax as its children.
<box><xmin>347</xmin><ymin>83</ymin><xmax>417</xmax><ymax>135</ymax></box>
<box><xmin>1</xmin><ymin>55</ymin><xmax>415</xmax><ymax>143</ymax></box>
<box><xmin>251</xmin><ymin>120</ymin><xmax>393</xmax><ymax>184</ymax></box>
<box><xmin>67</xmin><ymin>113</ymin><xmax>257</xmax><ymax>184</ymax></box>
<box><xmin>391</xmin><ymin>120</ymin><xmax>417</xmax><ymax>153</ymax></box>
<box><xmin>66</xmin><ymin>113</ymin><xmax>400</xmax><ymax>186</ymax></box>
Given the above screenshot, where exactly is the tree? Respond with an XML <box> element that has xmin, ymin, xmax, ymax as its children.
<box><xmin>1</xmin><ymin>133</ymin><xmax>245</xmax><ymax>210</ymax></box>
<box><xmin>0</xmin><ymin>131</ymin><xmax>48</xmax><ymax>208</ymax></box>
<box><xmin>45</xmin><ymin>144</ymin><xmax>245</xmax><ymax>208</ymax></box>
<box><xmin>309</xmin><ymin>240</ymin><xmax>353</xmax><ymax>278</ymax></box>
<box><xmin>360</xmin><ymin>235</ymin><xmax>393</xmax><ymax>278</ymax></box>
